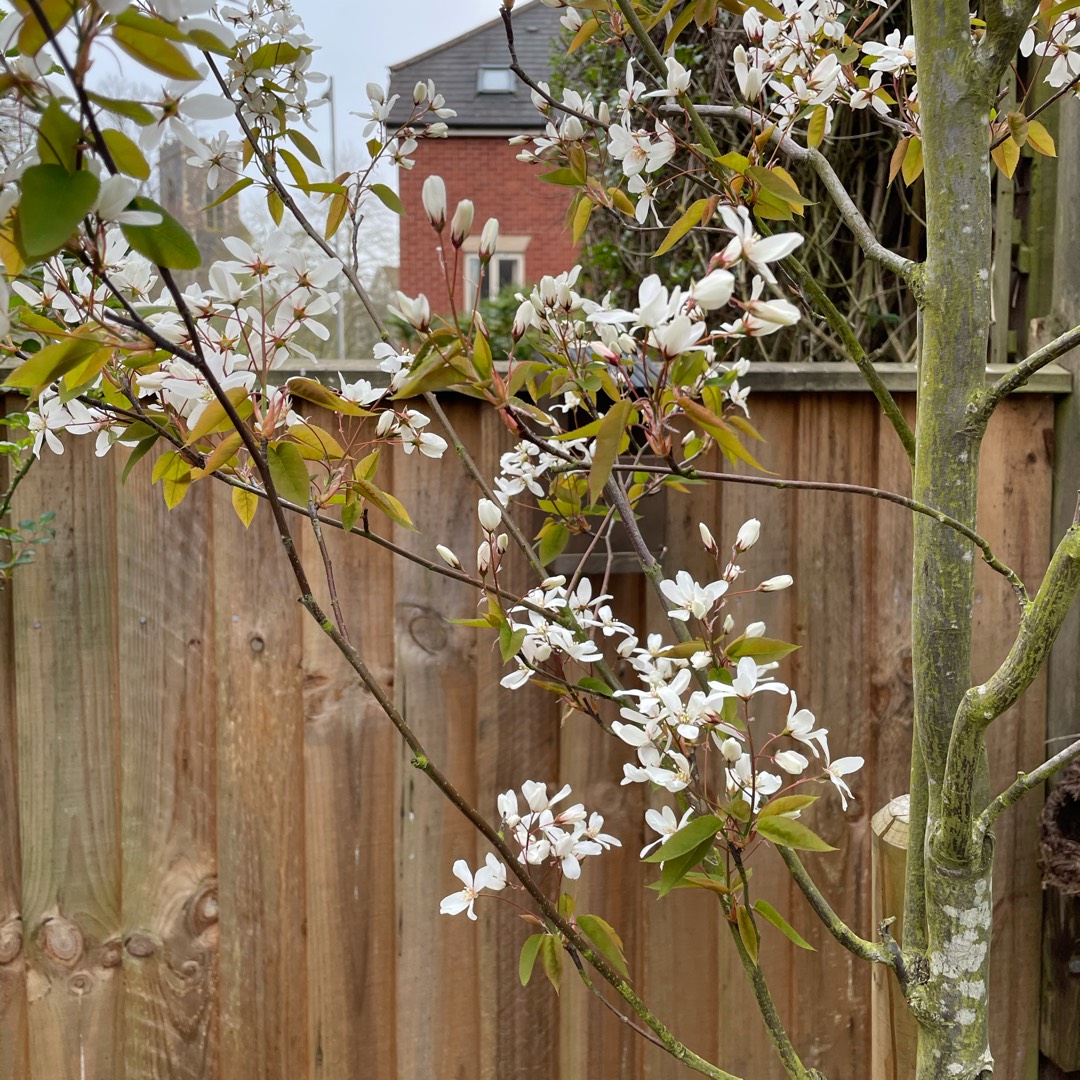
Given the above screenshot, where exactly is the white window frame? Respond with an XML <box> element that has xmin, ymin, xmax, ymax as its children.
<box><xmin>464</xmin><ymin>252</ymin><xmax>525</xmax><ymax>308</ymax></box>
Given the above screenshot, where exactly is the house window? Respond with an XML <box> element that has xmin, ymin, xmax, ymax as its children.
<box><xmin>206</xmin><ymin>202</ymin><xmax>225</xmax><ymax>230</ymax></box>
<box><xmin>477</xmin><ymin>66</ymin><xmax>516</xmax><ymax>93</ymax></box>
<box><xmin>464</xmin><ymin>253</ymin><xmax>524</xmax><ymax>307</ymax></box>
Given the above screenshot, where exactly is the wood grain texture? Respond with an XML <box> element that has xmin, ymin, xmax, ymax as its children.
<box><xmin>392</xmin><ymin>400</ymin><xmax>482</xmax><ymax>1080</ymax></box>
<box><xmin>299</xmin><ymin>411</ymin><xmax>398</xmax><ymax>1080</ymax></box>
<box><xmin>976</xmin><ymin>397</ymin><xmax>1054</xmax><ymax>1080</ymax></box>
<box><xmin>788</xmin><ymin>393</ymin><xmax>876</xmax><ymax>1076</ymax></box>
<box><xmin>1040</xmin><ymin>887</ymin><xmax>1080</xmax><ymax>1073</ymax></box>
<box><xmin>13</xmin><ymin>438</ymin><xmax>123</xmax><ymax>1080</ymax></box>
<box><xmin>474</xmin><ymin>409</ymin><xmax>561</xmax><ymax>1080</ymax></box>
<box><xmin>116</xmin><ymin>456</ymin><xmax>218</xmax><ymax>1080</ymax></box>
<box><xmin>212</xmin><ymin>485</ymin><xmax>308</xmax><ymax>1079</ymax></box>
<box><xmin>0</xmin><ymin>397</ymin><xmax>28</xmax><ymax>1079</ymax></box>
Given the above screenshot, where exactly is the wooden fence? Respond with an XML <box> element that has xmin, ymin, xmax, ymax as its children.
<box><xmin>0</xmin><ymin>367</ymin><xmax>1071</xmax><ymax>1080</ymax></box>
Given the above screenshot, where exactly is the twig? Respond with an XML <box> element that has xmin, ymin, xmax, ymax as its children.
<box><xmin>989</xmin><ymin>69</ymin><xmax>1080</xmax><ymax>150</ymax></box>
<box><xmin>610</xmin><ymin>463</ymin><xmax>1028</xmax><ymax>604</ymax></box>
<box><xmin>974</xmin><ymin>320</ymin><xmax>1080</xmax><ymax>423</ymax></box>
<box><xmin>976</xmin><ymin>736</ymin><xmax>1080</xmax><ymax>838</ymax></box>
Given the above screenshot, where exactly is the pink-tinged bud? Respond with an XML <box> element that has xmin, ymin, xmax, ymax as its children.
<box><xmin>477</xmin><ymin>540</ymin><xmax>492</xmax><ymax>575</ymax></box>
<box><xmin>436</xmin><ymin>544</ymin><xmax>461</xmax><ymax>569</ymax></box>
<box><xmin>477</xmin><ymin>498</ymin><xmax>502</xmax><ymax>532</ymax></box>
<box><xmin>479</xmin><ymin>217</ymin><xmax>499</xmax><ymax>259</ymax></box>
<box><xmin>422</xmin><ymin>175</ymin><xmax>446</xmax><ymax>231</ymax></box>
<box><xmin>496</xmin><ymin>532</ymin><xmax>509</xmax><ymax>553</ymax></box>
<box><xmin>735</xmin><ymin>518</ymin><xmax>761</xmax><ymax>551</ymax></box>
<box><xmin>391</xmin><ymin>291</ymin><xmax>431</xmax><ymax>331</ymax></box>
<box><xmin>698</xmin><ymin>522</ymin><xmax>716</xmax><ymax>553</ymax></box>
<box><xmin>450</xmin><ymin>199</ymin><xmax>474</xmax><ymax>247</ymax></box>
<box><xmin>759</xmin><ymin>574</ymin><xmax>793</xmax><ymax>592</ymax></box>
<box><xmin>512</xmin><ymin>299</ymin><xmax>536</xmax><ymax>340</ymax></box>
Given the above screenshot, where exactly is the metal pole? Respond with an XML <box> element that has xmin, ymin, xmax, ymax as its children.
<box><xmin>328</xmin><ymin>76</ymin><xmax>346</xmax><ymax>360</ymax></box>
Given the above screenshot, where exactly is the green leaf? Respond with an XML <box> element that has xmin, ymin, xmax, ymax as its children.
<box><xmin>644</xmin><ymin>814</ymin><xmax>722</xmax><ymax>864</ymax></box>
<box><xmin>726</xmin><ymin>636</ymin><xmax>800</xmax><ymax>662</ymax></box>
<box><xmin>16</xmin><ymin>164</ymin><xmax>100</xmax><ymax>258</ymax></box>
<box><xmin>203</xmin><ymin>176</ymin><xmax>255</xmax><ymax>210</ymax></box>
<box><xmin>2</xmin><ymin>335</ymin><xmax>104</xmax><ymax>393</ymax></box>
<box><xmin>102</xmin><ymin>128</ymin><xmax>151</xmax><ymax>180</ymax></box>
<box><xmin>121</xmin><ymin>198</ymin><xmax>201</xmax><ymax>270</ymax></box>
<box><xmin>16</xmin><ymin>0</ymin><xmax>76</xmax><ymax>54</ymax></box>
<box><xmin>747</xmin><ymin>165</ymin><xmax>813</xmax><ymax>207</ymax></box>
<box><xmin>588</xmin><ymin>398</ymin><xmax>633</xmax><ymax>505</ymax></box>
<box><xmin>754</xmin><ymin>900</ymin><xmax>815</xmax><ymax>950</ymax></box>
<box><xmin>519</xmin><ymin>934</ymin><xmax>545</xmax><ymax>986</ymax></box>
<box><xmin>231</xmin><ymin>485</ymin><xmax>259</xmax><ymax>528</ymax></box>
<box><xmin>247</xmin><ymin>41</ymin><xmax>303</xmax><ymax>69</ymax></box>
<box><xmin>113</xmin><ymin>24</ymin><xmax>201</xmax><ymax>80</ymax></box>
<box><xmin>537</xmin><ymin>167</ymin><xmax>585</xmax><ymax>187</ymax></box>
<box><xmin>86</xmin><ymin>92</ymin><xmax>156</xmax><ymax>127</ymax></box>
<box><xmin>576</xmin><ymin>676</ymin><xmax>613</xmax><ymax>699</ymax></box>
<box><xmin>353</xmin><ymin>476</ymin><xmax>416</xmax><ymax>530</ymax></box>
<box><xmin>370</xmin><ymin>183</ymin><xmax>403</xmax><ymax>215</ymax></box>
<box><xmin>120</xmin><ymin>435</ymin><xmax>159</xmax><ymax>484</ymax></box>
<box><xmin>537</xmin><ymin>520</ymin><xmax>569</xmax><ymax>566</ymax></box>
<box><xmin>37</xmin><ymin>101</ymin><xmax>82</xmax><ymax>173</ymax></box>
<box><xmin>286</xmin><ymin>376</ymin><xmax>372</xmax><ymax>416</ymax></box>
<box><xmin>653</xmin><ymin>198</ymin><xmax>708</xmax><ymax>257</ymax></box>
<box><xmin>566</xmin><ymin>15</ymin><xmax>599</xmax><ymax>53</ymax></box>
<box><xmin>737</xmin><ymin>904</ymin><xmax>759</xmax><ymax>965</ymax></box>
<box><xmin>654</xmin><ymin>835</ymin><xmax>716</xmax><ymax>897</ymax></box>
<box><xmin>266</xmin><ymin>441</ymin><xmax>312</xmax><ymax>506</ymax></box>
<box><xmin>183</xmin><ymin>386</ymin><xmax>252</xmax><ymax>445</ymax></box>
<box><xmin>1026</xmin><ymin>119</ymin><xmax>1056</xmax><ymax>157</ymax></box>
<box><xmin>287</xmin><ymin>128</ymin><xmax>323</xmax><ymax>167</ymax></box>
<box><xmin>325</xmin><ymin>191</ymin><xmax>348</xmax><ymax>239</ymax></box>
<box><xmin>658</xmin><ymin>639</ymin><xmax>710</xmax><ymax>659</ymax></box>
<box><xmin>901</xmin><ymin>136</ymin><xmax>924</xmax><ymax>185</ymax></box>
<box><xmin>755</xmin><ymin>816</ymin><xmax>836</xmax><ymax>852</ymax></box>
<box><xmin>152</xmin><ymin>449</ymin><xmax>192</xmax><ymax>509</ymax></box>
<box><xmin>499</xmin><ymin>621</ymin><xmax>526</xmax><ymax>663</ymax></box>
<box><xmin>539</xmin><ymin>933</ymin><xmax>562</xmax><ymax>993</ymax></box>
<box><xmin>277</xmin><ymin>147</ymin><xmax>310</xmax><ymax>192</ymax></box>
<box><xmin>472</xmin><ymin>332</ymin><xmax>492</xmax><ymax>380</ymax></box>
<box><xmin>757</xmin><ymin>794</ymin><xmax>818</xmax><ymax>818</ymax></box>
<box><xmin>577</xmin><ymin>914</ymin><xmax>629</xmax><ymax>977</ymax></box>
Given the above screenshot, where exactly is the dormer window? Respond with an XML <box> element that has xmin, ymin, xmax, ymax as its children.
<box><xmin>477</xmin><ymin>66</ymin><xmax>515</xmax><ymax>93</ymax></box>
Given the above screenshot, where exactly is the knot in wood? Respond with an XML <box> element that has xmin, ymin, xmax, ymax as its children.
<box><xmin>39</xmin><ymin>917</ymin><xmax>83</xmax><ymax>965</ymax></box>
<box><xmin>124</xmin><ymin>933</ymin><xmax>157</xmax><ymax>959</ymax></box>
<box><xmin>0</xmin><ymin>919</ymin><xmax>22</xmax><ymax>964</ymax></box>
<box><xmin>99</xmin><ymin>938</ymin><xmax>123</xmax><ymax>968</ymax></box>
<box><xmin>192</xmin><ymin>883</ymin><xmax>219</xmax><ymax>933</ymax></box>
<box><xmin>68</xmin><ymin>971</ymin><xmax>95</xmax><ymax>995</ymax></box>
<box><xmin>401</xmin><ymin>604</ymin><xmax>449</xmax><ymax>655</ymax></box>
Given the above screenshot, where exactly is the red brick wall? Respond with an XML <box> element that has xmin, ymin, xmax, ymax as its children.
<box><xmin>397</xmin><ymin>136</ymin><xmax>579</xmax><ymax>312</ymax></box>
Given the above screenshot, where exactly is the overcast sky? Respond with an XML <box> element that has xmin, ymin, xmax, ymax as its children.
<box><xmin>292</xmin><ymin>0</ymin><xmax>503</xmax><ymax>164</ymax></box>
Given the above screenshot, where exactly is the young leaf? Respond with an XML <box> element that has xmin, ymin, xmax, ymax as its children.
<box><xmin>370</xmin><ymin>183</ymin><xmax>403</xmax><ymax>215</ymax></box>
<box><xmin>499</xmin><ymin>621</ymin><xmax>526</xmax><ymax>663</ymax></box>
<box><xmin>571</xmin><ymin>196</ymin><xmax>594</xmax><ymax>245</ymax></box>
<box><xmin>726</xmin><ymin>636</ymin><xmax>800</xmax><ymax>662</ymax></box>
<box><xmin>277</xmin><ymin>147</ymin><xmax>311</xmax><ymax>193</ymax></box>
<box><xmin>753</xmin><ymin>899</ymin><xmax>816</xmax><ymax>950</ymax></box>
<box><xmin>232</xmin><ymin>486</ymin><xmax>259</xmax><ymax>528</ymax></box>
<box><xmin>653</xmin><ymin>198</ymin><xmax>708</xmax><ymax>258</ymax></box>
<box><xmin>587</xmin><ymin>398</ymin><xmax>633</xmax><ymax>505</ymax></box>
<box><xmin>36</xmin><ymin>101</ymin><xmax>82</xmax><ymax>172</ymax></box>
<box><xmin>990</xmin><ymin>136</ymin><xmax>1020</xmax><ymax>179</ymax></box>
<box><xmin>120</xmin><ymin>435</ymin><xmax>159</xmax><ymax>485</ymax></box>
<box><xmin>538</xmin><ymin>933</ymin><xmax>562</xmax><ymax>993</ymax></box>
<box><xmin>757</xmin><ymin>794</ymin><xmax>818</xmax><ymax>818</ymax></box>
<box><xmin>737</xmin><ymin>904</ymin><xmax>760</xmax><ymax>965</ymax></box>
<box><xmin>747</xmin><ymin>165</ymin><xmax>813</xmax><ymax>207</ymax></box>
<box><xmin>1026</xmin><ymin>119</ymin><xmax>1056</xmax><ymax>157</ymax></box>
<box><xmin>266</xmin><ymin>442</ymin><xmax>312</xmax><ymax>506</ymax></box>
<box><xmin>519</xmin><ymin>933</ymin><xmax>545</xmax><ymax>986</ymax></box>
<box><xmin>121</xmin><ymin>199</ymin><xmax>201</xmax><ymax>269</ymax></box>
<box><xmin>102</xmin><ymin>128</ymin><xmax>151</xmax><ymax>180</ymax></box>
<box><xmin>152</xmin><ymin>449</ymin><xmax>192</xmax><ymax>509</ymax></box>
<box><xmin>2</xmin><ymin>335</ymin><xmax>105</xmax><ymax>393</ymax></box>
<box><xmin>901</xmin><ymin>136</ymin><xmax>924</xmax><ymax>185</ymax></box>
<box><xmin>537</xmin><ymin>520</ymin><xmax>569</xmax><ymax>566</ymax></box>
<box><xmin>287</xmin><ymin>128</ymin><xmax>324</xmax><ymax>166</ymax></box>
<box><xmin>16</xmin><ymin>165</ymin><xmax>99</xmax><ymax>258</ymax></box>
<box><xmin>644</xmin><ymin>814</ymin><xmax>722</xmax><ymax>864</ymax></box>
<box><xmin>577</xmin><ymin>914</ymin><xmax>629</xmax><ymax>977</ymax></box>
<box><xmin>755</xmin><ymin>816</ymin><xmax>836</xmax><ymax>852</ymax></box>
<box><xmin>113</xmin><ymin>24</ymin><xmax>201</xmax><ymax>80</ymax></box>
<box><xmin>353</xmin><ymin>476</ymin><xmax>416</xmax><ymax>530</ymax></box>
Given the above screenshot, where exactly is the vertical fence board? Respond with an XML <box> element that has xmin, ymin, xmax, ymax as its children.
<box><xmin>213</xmin><ymin>490</ymin><xmax>307</xmax><ymax>1079</ymax></box>
<box><xmin>716</xmin><ymin>397</ymin><xmax>800</xmax><ymax>1077</ymax></box>
<box><xmin>0</xmin><ymin>398</ymin><xmax>28</xmax><ymax>1079</ymax></box>
<box><xmin>300</xmin><ymin>418</ymin><xmax>399</xmax><ymax>1080</ymax></box>
<box><xmin>393</xmin><ymin>400</ymin><xmax>482</xmax><ymax>1080</ymax></box>
<box><xmin>474</xmin><ymin>409</ymin><xmax>561</xmax><ymax>1080</ymax></box>
<box><xmin>976</xmin><ymin>397</ymin><xmax>1053</xmax><ymax>1080</ymax></box>
<box><xmin>14</xmin><ymin>440</ymin><xmax>122</xmax><ymax>1080</ymax></box>
<box><xmin>641</xmin><ymin>451</ymin><xmax>722</xmax><ymax>1080</ymax></box>
<box><xmin>117</xmin><ymin>463</ymin><xmax>218</xmax><ymax>1080</ymax></box>
<box><xmin>789</xmin><ymin>394</ymin><xmax>876</xmax><ymax>1076</ymax></box>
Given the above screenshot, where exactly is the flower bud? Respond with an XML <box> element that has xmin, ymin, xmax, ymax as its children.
<box><xmin>722</xmin><ymin>613</ymin><xmax>735</xmax><ymax>634</ymax></box>
<box><xmin>735</xmin><ymin>518</ymin><xmax>761</xmax><ymax>551</ymax></box>
<box><xmin>720</xmin><ymin>737</ymin><xmax>742</xmax><ymax>763</ymax></box>
<box><xmin>477</xmin><ymin>540</ymin><xmax>492</xmax><ymax>575</ymax></box>
<box><xmin>699</xmin><ymin>522</ymin><xmax>716</xmax><ymax>553</ymax></box>
<box><xmin>561</xmin><ymin>115</ymin><xmax>584</xmax><ymax>141</ymax></box>
<box><xmin>759</xmin><ymin>574</ymin><xmax>793</xmax><ymax>592</ymax></box>
<box><xmin>436</xmin><ymin>544</ymin><xmax>461</xmax><ymax>569</ymax></box>
<box><xmin>450</xmin><ymin>199</ymin><xmax>474</xmax><ymax>247</ymax></box>
<box><xmin>496</xmin><ymin>532</ymin><xmax>509</xmax><ymax>553</ymax></box>
<box><xmin>477</xmin><ymin>498</ymin><xmax>502</xmax><ymax>531</ymax></box>
<box><xmin>479</xmin><ymin>217</ymin><xmax>499</xmax><ymax>259</ymax></box>
<box><xmin>422</xmin><ymin>175</ymin><xmax>446</xmax><ymax>230</ymax></box>
<box><xmin>366</xmin><ymin>81</ymin><xmax>385</xmax><ymax>104</ymax></box>
<box><xmin>597</xmin><ymin>100</ymin><xmax>610</xmax><ymax>125</ymax></box>
<box><xmin>376</xmin><ymin>410</ymin><xmax>398</xmax><ymax>437</ymax></box>
<box><xmin>426</xmin><ymin>122</ymin><xmax>449</xmax><ymax>137</ymax></box>
<box><xmin>691</xmin><ymin>268</ymin><xmax>735</xmax><ymax>311</ymax></box>
<box><xmin>744</xmin><ymin>620</ymin><xmax>766</xmax><ymax>638</ymax></box>
<box><xmin>413</xmin><ymin>81</ymin><xmax>428</xmax><ymax>105</ymax></box>
<box><xmin>540</xmin><ymin>575</ymin><xmax>566</xmax><ymax>589</ymax></box>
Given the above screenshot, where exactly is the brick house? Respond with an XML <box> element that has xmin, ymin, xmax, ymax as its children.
<box><xmin>386</xmin><ymin>1</ymin><xmax>578</xmax><ymax>314</ymax></box>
